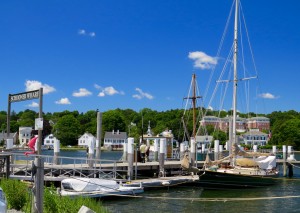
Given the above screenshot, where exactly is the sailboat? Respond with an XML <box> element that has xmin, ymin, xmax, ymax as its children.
<box><xmin>195</xmin><ymin>0</ymin><xmax>279</xmax><ymax>188</ymax></box>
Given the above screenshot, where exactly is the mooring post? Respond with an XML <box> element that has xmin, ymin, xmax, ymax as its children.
<box><xmin>123</xmin><ymin>140</ymin><xmax>128</xmax><ymax>162</ymax></box>
<box><xmin>53</xmin><ymin>139</ymin><xmax>60</xmax><ymax>165</ymax></box>
<box><xmin>180</xmin><ymin>142</ymin><xmax>185</xmax><ymax>160</ymax></box>
<box><xmin>282</xmin><ymin>145</ymin><xmax>287</xmax><ymax>176</ymax></box>
<box><xmin>88</xmin><ymin>139</ymin><xmax>95</xmax><ymax>168</ymax></box>
<box><xmin>96</xmin><ymin>111</ymin><xmax>102</xmax><ymax>159</ymax></box>
<box><xmin>214</xmin><ymin>140</ymin><xmax>219</xmax><ymax>161</ymax></box>
<box><xmin>272</xmin><ymin>145</ymin><xmax>277</xmax><ymax>154</ymax></box>
<box><xmin>190</xmin><ymin>138</ymin><xmax>196</xmax><ymax>166</ymax></box>
<box><xmin>154</xmin><ymin>139</ymin><xmax>159</xmax><ymax>161</ymax></box>
<box><xmin>127</xmin><ymin>137</ymin><xmax>134</xmax><ymax>181</ymax></box>
<box><xmin>159</xmin><ymin>138</ymin><xmax>166</xmax><ymax>177</ymax></box>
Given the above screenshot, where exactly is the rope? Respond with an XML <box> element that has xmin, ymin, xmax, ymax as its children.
<box><xmin>290</xmin><ymin>163</ymin><xmax>300</xmax><ymax>169</ymax></box>
<box><xmin>100</xmin><ymin>193</ymin><xmax>300</xmax><ymax>201</ymax></box>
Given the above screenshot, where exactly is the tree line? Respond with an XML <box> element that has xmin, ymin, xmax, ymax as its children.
<box><xmin>0</xmin><ymin>108</ymin><xmax>299</xmax><ymax>150</ymax></box>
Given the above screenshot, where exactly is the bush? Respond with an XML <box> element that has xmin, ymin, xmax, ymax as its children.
<box><xmin>0</xmin><ymin>179</ymin><xmax>109</xmax><ymax>213</ymax></box>
<box><xmin>44</xmin><ymin>185</ymin><xmax>109</xmax><ymax>213</ymax></box>
<box><xmin>0</xmin><ymin>178</ymin><xmax>28</xmax><ymax>210</ymax></box>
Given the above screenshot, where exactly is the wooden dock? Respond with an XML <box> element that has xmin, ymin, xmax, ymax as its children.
<box><xmin>4</xmin><ymin>151</ymin><xmax>300</xmax><ymax>184</ymax></box>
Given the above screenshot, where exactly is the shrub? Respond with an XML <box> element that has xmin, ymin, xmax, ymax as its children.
<box><xmin>44</xmin><ymin>186</ymin><xmax>109</xmax><ymax>213</ymax></box>
<box><xmin>0</xmin><ymin>178</ymin><xmax>28</xmax><ymax>210</ymax></box>
<box><xmin>0</xmin><ymin>179</ymin><xmax>109</xmax><ymax>213</ymax></box>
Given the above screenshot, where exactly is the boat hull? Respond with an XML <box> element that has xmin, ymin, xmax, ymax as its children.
<box><xmin>195</xmin><ymin>170</ymin><xmax>278</xmax><ymax>189</ymax></box>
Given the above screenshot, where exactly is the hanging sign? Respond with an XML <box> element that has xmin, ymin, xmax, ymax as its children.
<box><xmin>9</xmin><ymin>90</ymin><xmax>40</xmax><ymax>103</ymax></box>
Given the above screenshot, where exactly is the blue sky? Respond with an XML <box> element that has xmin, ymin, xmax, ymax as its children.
<box><xmin>0</xmin><ymin>0</ymin><xmax>299</xmax><ymax>114</ymax></box>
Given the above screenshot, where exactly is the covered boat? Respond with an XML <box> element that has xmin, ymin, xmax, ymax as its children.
<box><xmin>60</xmin><ymin>178</ymin><xmax>144</xmax><ymax>198</ymax></box>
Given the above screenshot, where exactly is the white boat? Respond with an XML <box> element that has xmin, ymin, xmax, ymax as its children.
<box><xmin>59</xmin><ymin>178</ymin><xmax>144</xmax><ymax>198</ymax></box>
<box><xmin>0</xmin><ymin>187</ymin><xmax>7</xmax><ymax>213</ymax></box>
<box><xmin>184</xmin><ymin>0</ymin><xmax>279</xmax><ymax>188</ymax></box>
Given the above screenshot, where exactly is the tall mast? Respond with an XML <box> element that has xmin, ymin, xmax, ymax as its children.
<box><xmin>192</xmin><ymin>73</ymin><xmax>197</xmax><ymax>138</ymax></box>
<box><xmin>232</xmin><ymin>0</ymin><xmax>239</xmax><ymax>164</ymax></box>
<box><xmin>183</xmin><ymin>74</ymin><xmax>202</xmax><ymax>141</ymax></box>
<box><xmin>232</xmin><ymin>0</ymin><xmax>239</xmax><ymax>143</ymax></box>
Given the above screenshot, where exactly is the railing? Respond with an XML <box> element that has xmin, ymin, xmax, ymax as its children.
<box><xmin>10</xmin><ymin>153</ymin><xmax>126</xmax><ymax>181</ymax></box>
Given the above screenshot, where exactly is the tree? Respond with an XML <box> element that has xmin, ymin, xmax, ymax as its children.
<box><xmin>53</xmin><ymin>114</ymin><xmax>81</xmax><ymax>146</ymax></box>
<box><xmin>102</xmin><ymin>110</ymin><xmax>126</xmax><ymax>133</ymax></box>
<box><xmin>17</xmin><ymin>109</ymin><xmax>37</xmax><ymax>127</ymax></box>
<box><xmin>270</xmin><ymin>118</ymin><xmax>300</xmax><ymax>149</ymax></box>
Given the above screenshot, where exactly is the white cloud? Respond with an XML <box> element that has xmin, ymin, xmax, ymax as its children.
<box><xmin>98</xmin><ymin>92</ymin><xmax>105</xmax><ymax>97</ymax></box>
<box><xmin>89</xmin><ymin>32</ymin><xmax>96</xmax><ymax>37</ymax></box>
<box><xmin>73</xmin><ymin>88</ymin><xmax>92</xmax><ymax>97</ymax></box>
<box><xmin>27</xmin><ymin>101</ymin><xmax>39</xmax><ymax>108</ymax></box>
<box><xmin>55</xmin><ymin>98</ymin><xmax>71</xmax><ymax>105</ymax></box>
<box><xmin>78</xmin><ymin>29</ymin><xmax>96</xmax><ymax>37</ymax></box>
<box><xmin>78</xmin><ymin>29</ymin><xmax>86</xmax><ymax>35</ymax></box>
<box><xmin>96</xmin><ymin>85</ymin><xmax>124</xmax><ymax>97</ymax></box>
<box><xmin>259</xmin><ymin>93</ymin><xmax>278</xmax><ymax>99</ymax></box>
<box><xmin>25</xmin><ymin>80</ymin><xmax>56</xmax><ymax>94</ymax></box>
<box><xmin>94</xmin><ymin>84</ymin><xmax>101</xmax><ymax>90</ymax></box>
<box><xmin>188</xmin><ymin>51</ymin><xmax>217</xmax><ymax>70</ymax></box>
<box><xmin>133</xmin><ymin>88</ymin><xmax>154</xmax><ymax>100</ymax></box>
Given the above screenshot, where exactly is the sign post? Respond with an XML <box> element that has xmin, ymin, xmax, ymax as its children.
<box><xmin>7</xmin><ymin>88</ymin><xmax>44</xmax><ymax>213</ymax></box>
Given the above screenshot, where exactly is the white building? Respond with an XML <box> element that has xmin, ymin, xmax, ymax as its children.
<box><xmin>19</xmin><ymin>127</ymin><xmax>32</xmax><ymax>145</ymax></box>
<box><xmin>242</xmin><ymin>129</ymin><xmax>268</xmax><ymax>146</ymax></box>
<box><xmin>78</xmin><ymin>133</ymin><xmax>96</xmax><ymax>147</ymax></box>
<box><xmin>104</xmin><ymin>130</ymin><xmax>127</xmax><ymax>149</ymax></box>
<box><xmin>44</xmin><ymin>134</ymin><xmax>58</xmax><ymax>147</ymax></box>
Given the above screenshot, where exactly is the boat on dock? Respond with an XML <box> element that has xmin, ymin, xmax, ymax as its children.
<box><xmin>59</xmin><ymin>178</ymin><xmax>144</xmax><ymax>198</ymax></box>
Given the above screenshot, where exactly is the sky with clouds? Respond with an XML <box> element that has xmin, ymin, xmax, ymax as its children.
<box><xmin>0</xmin><ymin>0</ymin><xmax>300</xmax><ymax>114</ymax></box>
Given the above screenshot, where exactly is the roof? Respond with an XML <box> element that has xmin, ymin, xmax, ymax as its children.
<box><xmin>104</xmin><ymin>131</ymin><xmax>127</xmax><ymax>139</ymax></box>
<box><xmin>78</xmin><ymin>132</ymin><xmax>95</xmax><ymax>139</ymax></box>
<box><xmin>242</xmin><ymin>131</ymin><xmax>268</xmax><ymax>136</ymax></box>
<box><xmin>0</xmin><ymin>132</ymin><xmax>17</xmax><ymax>140</ymax></box>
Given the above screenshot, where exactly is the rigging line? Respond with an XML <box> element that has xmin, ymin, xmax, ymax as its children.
<box><xmin>203</xmin><ymin>0</ymin><xmax>235</xmax><ymax>104</ymax></box>
<box><xmin>240</xmin><ymin>2</ymin><xmax>258</xmax><ymax>77</ymax></box>
<box><xmin>206</xmin><ymin>46</ymin><xmax>233</xmax><ymax>120</ymax></box>
<box><xmin>206</xmin><ymin>43</ymin><xmax>234</xmax><ymax>111</ymax></box>
<box><xmin>183</xmin><ymin>76</ymin><xmax>194</xmax><ymax>116</ymax></box>
<box><xmin>238</xmin><ymin>6</ymin><xmax>250</xmax><ymax>115</ymax></box>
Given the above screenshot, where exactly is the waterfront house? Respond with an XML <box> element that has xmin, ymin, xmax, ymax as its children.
<box><xmin>44</xmin><ymin>134</ymin><xmax>58</xmax><ymax>147</ymax></box>
<box><xmin>78</xmin><ymin>133</ymin><xmax>96</xmax><ymax>147</ymax></box>
<box><xmin>241</xmin><ymin>129</ymin><xmax>269</xmax><ymax>146</ymax></box>
<box><xmin>104</xmin><ymin>130</ymin><xmax>127</xmax><ymax>149</ymax></box>
<box><xmin>19</xmin><ymin>127</ymin><xmax>32</xmax><ymax>145</ymax></box>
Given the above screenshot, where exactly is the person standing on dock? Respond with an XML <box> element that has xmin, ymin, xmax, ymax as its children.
<box><xmin>140</xmin><ymin>142</ymin><xmax>147</xmax><ymax>163</ymax></box>
<box><xmin>145</xmin><ymin>145</ymin><xmax>150</xmax><ymax>162</ymax></box>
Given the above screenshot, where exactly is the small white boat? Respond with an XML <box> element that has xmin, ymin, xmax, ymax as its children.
<box><xmin>59</xmin><ymin>178</ymin><xmax>144</xmax><ymax>198</ymax></box>
<box><xmin>0</xmin><ymin>187</ymin><xmax>7</xmax><ymax>213</ymax></box>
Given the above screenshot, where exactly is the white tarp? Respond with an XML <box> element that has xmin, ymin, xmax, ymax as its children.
<box><xmin>62</xmin><ymin>178</ymin><xmax>119</xmax><ymax>192</ymax></box>
<box><xmin>255</xmin><ymin>156</ymin><xmax>276</xmax><ymax>170</ymax></box>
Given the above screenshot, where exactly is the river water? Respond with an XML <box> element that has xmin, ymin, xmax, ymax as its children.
<box><xmin>14</xmin><ymin>150</ymin><xmax>300</xmax><ymax>213</ymax></box>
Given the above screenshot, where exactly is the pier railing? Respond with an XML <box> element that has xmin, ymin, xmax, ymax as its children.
<box><xmin>10</xmin><ymin>153</ymin><xmax>126</xmax><ymax>181</ymax></box>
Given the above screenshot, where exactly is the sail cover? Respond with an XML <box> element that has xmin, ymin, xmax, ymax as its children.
<box><xmin>61</xmin><ymin>178</ymin><xmax>119</xmax><ymax>192</ymax></box>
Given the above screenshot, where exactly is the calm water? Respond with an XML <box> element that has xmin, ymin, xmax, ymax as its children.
<box><xmin>13</xmin><ymin>150</ymin><xmax>300</xmax><ymax>213</ymax></box>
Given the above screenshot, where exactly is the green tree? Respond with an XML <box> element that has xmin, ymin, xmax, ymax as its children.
<box><xmin>102</xmin><ymin>110</ymin><xmax>126</xmax><ymax>132</ymax></box>
<box><xmin>53</xmin><ymin>114</ymin><xmax>81</xmax><ymax>146</ymax></box>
